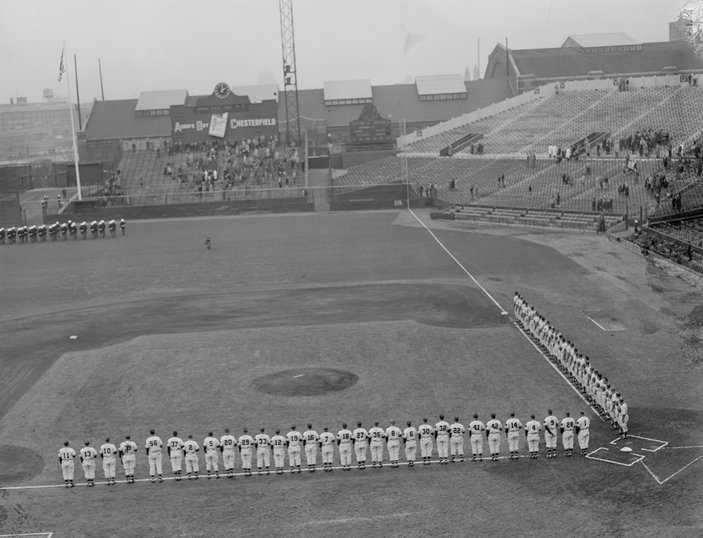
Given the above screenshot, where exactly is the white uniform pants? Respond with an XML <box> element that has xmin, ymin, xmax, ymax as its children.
<box><xmin>578</xmin><ymin>430</ymin><xmax>590</xmax><ymax>450</ymax></box>
<box><xmin>122</xmin><ymin>455</ymin><xmax>136</xmax><ymax>475</ymax></box>
<box><xmin>527</xmin><ymin>435</ymin><xmax>540</xmax><ymax>453</ymax></box>
<box><xmin>205</xmin><ymin>451</ymin><xmax>218</xmax><ymax>472</ymax></box>
<box><xmin>370</xmin><ymin>442</ymin><xmax>383</xmax><ymax>463</ymax></box>
<box><xmin>185</xmin><ymin>454</ymin><xmax>198</xmax><ymax>473</ymax></box>
<box><xmin>103</xmin><ymin>458</ymin><xmax>116</xmax><ymax>479</ymax></box>
<box><xmin>82</xmin><ymin>460</ymin><xmax>96</xmax><ymax>480</ymax></box>
<box><xmin>436</xmin><ymin>437</ymin><xmax>449</xmax><ymax>458</ymax></box>
<box><xmin>257</xmin><ymin>448</ymin><xmax>270</xmax><ymax>468</ymax></box>
<box><xmin>170</xmin><ymin>453</ymin><xmax>183</xmax><ymax>473</ymax></box>
<box><xmin>420</xmin><ymin>438</ymin><xmax>433</xmax><ymax>458</ymax></box>
<box><xmin>488</xmin><ymin>434</ymin><xmax>501</xmax><ymax>455</ymax></box>
<box><xmin>338</xmin><ymin>444</ymin><xmax>352</xmax><ymax>466</ymax></box>
<box><xmin>240</xmin><ymin>449</ymin><xmax>252</xmax><ymax>469</ymax></box>
<box><xmin>562</xmin><ymin>431</ymin><xmax>574</xmax><ymax>450</ymax></box>
<box><xmin>321</xmin><ymin>445</ymin><xmax>333</xmax><ymax>464</ymax></box>
<box><xmin>273</xmin><ymin>448</ymin><xmax>285</xmax><ymax>468</ymax></box>
<box><xmin>148</xmin><ymin>452</ymin><xmax>163</xmax><ymax>475</ymax></box>
<box><xmin>470</xmin><ymin>435</ymin><xmax>483</xmax><ymax>455</ymax></box>
<box><xmin>222</xmin><ymin>450</ymin><xmax>235</xmax><ymax>470</ymax></box>
<box><xmin>288</xmin><ymin>446</ymin><xmax>301</xmax><ymax>467</ymax></box>
<box><xmin>354</xmin><ymin>443</ymin><xmax>367</xmax><ymax>463</ymax></box>
<box><xmin>387</xmin><ymin>440</ymin><xmax>400</xmax><ymax>461</ymax></box>
<box><xmin>405</xmin><ymin>441</ymin><xmax>417</xmax><ymax>462</ymax></box>
<box><xmin>507</xmin><ymin>432</ymin><xmax>520</xmax><ymax>452</ymax></box>
<box><xmin>304</xmin><ymin>444</ymin><xmax>317</xmax><ymax>465</ymax></box>
<box><xmin>450</xmin><ymin>437</ymin><xmax>464</xmax><ymax>457</ymax></box>
<box><xmin>545</xmin><ymin>433</ymin><xmax>557</xmax><ymax>449</ymax></box>
<box><xmin>61</xmin><ymin>461</ymin><xmax>74</xmax><ymax>481</ymax></box>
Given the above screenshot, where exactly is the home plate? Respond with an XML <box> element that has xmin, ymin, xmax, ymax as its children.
<box><xmin>621</xmin><ymin>447</ymin><xmax>632</xmax><ymax>452</ymax></box>
<box><xmin>69</xmin><ymin>335</ymin><xmax>78</xmax><ymax>340</ymax></box>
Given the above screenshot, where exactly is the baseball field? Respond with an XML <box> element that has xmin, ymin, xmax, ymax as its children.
<box><xmin>0</xmin><ymin>209</ymin><xmax>701</xmax><ymax>537</ymax></box>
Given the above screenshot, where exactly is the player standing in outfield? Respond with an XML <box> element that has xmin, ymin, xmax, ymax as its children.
<box><xmin>183</xmin><ymin>434</ymin><xmax>200</xmax><ymax>480</ymax></box>
<box><xmin>145</xmin><ymin>429</ymin><xmax>164</xmax><ymax>483</ymax></box>
<box><xmin>286</xmin><ymin>425</ymin><xmax>303</xmax><ymax>474</ymax></box>
<box><xmin>525</xmin><ymin>415</ymin><xmax>542</xmax><ymax>458</ymax></box>
<box><xmin>435</xmin><ymin>415</ymin><xmax>450</xmax><ymax>464</ymax></box>
<box><xmin>468</xmin><ymin>414</ymin><xmax>485</xmax><ymax>462</ymax></box>
<box><xmin>418</xmin><ymin>418</ymin><xmax>434</xmax><ymax>465</ymax></box>
<box><xmin>203</xmin><ymin>432</ymin><xmax>221</xmax><ymax>479</ymax></box>
<box><xmin>100</xmin><ymin>438</ymin><xmax>118</xmax><ymax>485</ymax></box>
<box><xmin>486</xmin><ymin>414</ymin><xmax>503</xmax><ymax>462</ymax></box>
<box><xmin>544</xmin><ymin>410</ymin><xmax>559</xmax><ymax>459</ymax></box>
<box><xmin>167</xmin><ymin>431</ymin><xmax>185</xmax><ymax>480</ymax></box>
<box><xmin>80</xmin><ymin>441</ymin><xmax>98</xmax><ymax>487</ymax></box>
<box><xmin>385</xmin><ymin>420</ymin><xmax>402</xmax><ymax>468</ymax></box>
<box><xmin>504</xmin><ymin>413</ymin><xmax>523</xmax><ymax>460</ymax></box>
<box><xmin>255</xmin><ymin>428</ymin><xmax>271</xmax><ymax>475</ymax></box>
<box><xmin>238</xmin><ymin>428</ymin><xmax>254</xmax><ymax>477</ymax></box>
<box><xmin>303</xmin><ymin>424</ymin><xmax>319</xmax><ymax>472</ymax></box>
<box><xmin>575</xmin><ymin>411</ymin><xmax>590</xmax><ymax>455</ymax></box>
<box><xmin>449</xmin><ymin>417</ymin><xmax>465</xmax><ymax>463</ymax></box>
<box><xmin>368</xmin><ymin>421</ymin><xmax>386</xmax><ymax>468</ymax></box>
<box><xmin>271</xmin><ymin>429</ymin><xmax>287</xmax><ymax>474</ymax></box>
<box><xmin>119</xmin><ymin>435</ymin><xmax>138</xmax><ymax>484</ymax></box>
<box><xmin>319</xmin><ymin>427</ymin><xmax>336</xmax><ymax>472</ymax></box>
<box><xmin>403</xmin><ymin>421</ymin><xmax>418</xmax><ymax>467</ymax></box>
<box><xmin>560</xmin><ymin>412</ymin><xmax>575</xmax><ymax>457</ymax></box>
<box><xmin>337</xmin><ymin>423</ymin><xmax>353</xmax><ymax>471</ymax></box>
<box><xmin>58</xmin><ymin>441</ymin><xmax>77</xmax><ymax>488</ymax></box>
<box><xmin>352</xmin><ymin>422</ymin><xmax>369</xmax><ymax>470</ymax></box>
<box><xmin>219</xmin><ymin>429</ymin><xmax>237</xmax><ymax>478</ymax></box>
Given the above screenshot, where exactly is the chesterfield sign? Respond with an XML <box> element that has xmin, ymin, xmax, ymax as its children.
<box><xmin>173</xmin><ymin>117</ymin><xmax>276</xmax><ymax>133</ymax></box>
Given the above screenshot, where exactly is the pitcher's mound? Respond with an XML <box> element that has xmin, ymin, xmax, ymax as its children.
<box><xmin>252</xmin><ymin>368</ymin><xmax>358</xmax><ymax>396</ymax></box>
<box><xmin>0</xmin><ymin>445</ymin><xmax>43</xmax><ymax>485</ymax></box>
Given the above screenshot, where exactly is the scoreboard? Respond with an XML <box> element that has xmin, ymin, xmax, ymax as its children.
<box><xmin>349</xmin><ymin>104</ymin><xmax>392</xmax><ymax>146</ymax></box>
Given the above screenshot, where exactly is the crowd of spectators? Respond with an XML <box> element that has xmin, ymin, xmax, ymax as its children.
<box><xmin>513</xmin><ymin>293</ymin><xmax>629</xmax><ymax>436</ymax></box>
<box><xmin>618</xmin><ymin>129</ymin><xmax>670</xmax><ymax>157</ymax></box>
<box><xmin>628</xmin><ymin>224</ymin><xmax>701</xmax><ymax>268</ymax></box>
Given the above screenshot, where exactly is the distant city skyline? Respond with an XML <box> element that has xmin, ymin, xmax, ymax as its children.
<box><xmin>0</xmin><ymin>0</ymin><xmax>691</xmax><ymax>103</ymax></box>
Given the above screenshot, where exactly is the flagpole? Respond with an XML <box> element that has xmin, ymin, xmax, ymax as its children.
<box><xmin>63</xmin><ymin>43</ymin><xmax>83</xmax><ymax>201</ymax></box>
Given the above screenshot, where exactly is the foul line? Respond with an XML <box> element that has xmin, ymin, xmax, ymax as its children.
<box><xmin>658</xmin><ymin>454</ymin><xmax>703</xmax><ymax>484</ymax></box>
<box><xmin>639</xmin><ymin>459</ymin><xmax>661</xmax><ymax>484</ymax></box>
<box><xmin>584</xmin><ymin>314</ymin><xmax>608</xmax><ymax>332</ymax></box>
<box><xmin>407</xmin><ymin>209</ymin><xmax>507</xmax><ymax>315</ymax></box>
<box><xmin>1</xmin><ymin>455</ymin><xmax>544</xmax><ymax>492</ymax></box>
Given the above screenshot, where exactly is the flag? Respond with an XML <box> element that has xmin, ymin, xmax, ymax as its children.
<box><xmin>58</xmin><ymin>46</ymin><xmax>65</xmax><ymax>82</ymax></box>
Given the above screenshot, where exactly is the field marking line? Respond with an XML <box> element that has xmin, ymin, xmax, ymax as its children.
<box><xmin>610</xmin><ymin>434</ymin><xmax>668</xmax><ymax>452</ymax></box>
<box><xmin>0</xmin><ymin>534</ymin><xmax>53</xmax><ymax>538</ymax></box>
<box><xmin>584</xmin><ymin>314</ymin><xmax>608</xmax><ymax>332</ymax></box>
<box><xmin>0</xmin><ymin>454</ymin><xmax>542</xmax><ymax>492</ymax></box>
<box><xmin>293</xmin><ymin>374</ymin><xmax>304</xmax><ymax>378</ymax></box>
<box><xmin>510</xmin><ymin>320</ymin><xmax>603</xmax><ymax>419</ymax></box>
<box><xmin>658</xmin><ymin>454</ymin><xmax>703</xmax><ymax>485</ymax></box>
<box><xmin>300</xmin><ymin>512</ymin><xmax>413</xmax><ymax>525</ymax></box>
<box><xmin>406</xmin><ymin>208</ymin><xmax>508</xmax><ymax>315</ymax></box>
<box><xmin>664</xmin><ymin>445</ymin><xmax>703</xmax><ymax>449</ymax></box>
<box><xmin>639</xmin><ymin>459</ymin><xmax>662</xmax><ymax>484</ymax></box>
<box><xmin>585</xmin><ymin>447</ymin><xmax>644</xmax><ymax>467</ymax></box>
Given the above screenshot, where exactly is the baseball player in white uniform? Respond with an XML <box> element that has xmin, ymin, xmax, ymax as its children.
<box><xmin>486</xmin><ymin>414</ymin><xmax>503</xmax><ymax>461</ymax></box>
<box><xmin>435</xmin><ymin>415</ymin><xmax>450</xmax><ymax>464</ymax></box>
<box><xmin>79</xmin><ymin>441</ymin><xmax>98</xmax><ymax>487</ymax></box>
<box><xmin>303</xmin><ymin>424</ymin><xmax>319</xmax><ymax>472</ymax></box>
<box><xmin>504</xmin><ymin>413</ymin><xmax>522</xmax><ymax>460</ymax></box>
<box><xmin>618</xmin><ymin>398</ymin><xmax>629</xmax><ymax>437</ymax></box>
<box><xmin>449</xmin><ymin>417</ymin><xmax>465</xmax><ymax>463</ymax></box>
<box><xmin>238</xmin><ymin>428</ymin><xmax>254</xmax><ymax>476</ymax></box>
<box><xmin>220</xmin><ymin>428</ymin><xmax>237</xmax><ymax>478</ymax></box>
<box><xmin>203</xmin><ymin>432</ymin><xmax>221</xmax><ymax>479</ymax></box>
<box><xmin>58</xmin><ymin>441</ymin><xmax>77</xmax><ymax>488</ymax></box>
<box><xmin>337</xmin><ymin>423</ymin><xmax>353</xmax><ymax>471</ymax></box>
<box><xmin>544</xmin><ymin>410</ymin><xmax>559</xmax><ymax>459</ymax></box>
<box><xmin>368</xmin><ymin>421</ymin><xmax>386</xmax><ymax>468</ymax></box>
<box><xmin>99</xmin><ymin>438</ymin><xmax>118</xmax><ymax>485</ymax></box>
<box><xmin>525</xmin><ymin>415</ymin><xmax>541</xmax><ymax>458</ymax></box>
<box><xmin>119</xmin><ymin>436</ymin><xmax>138</xmax><ymax>484</ymax></box>
<box><xmin>271</xmin><ymin>429</ymin><xmax>287</xmax><ymax>474</ymax></box>
<box><xmin>403</xmin><ymin>421</ymin><xmax>418</xmax><ymax>467</ymax></box>
<box><xmin>145</xmin><ymin>429</ymin><xmax>164</xmax><ymax>482</ymax></box>
<box><xmin>576</xmin><ymin>411</ymin><xmax>590</xmax><ymax>455</ymax></box>
<box><xmin>468</xmin><ymin>414</ymin><xmax>485</xmax><ymax>462</ymax></box>
<box><xmin>385</xmin><ymin>420</ymin><xmax>402</xmax><ymax>468</ymax></box>
<box><xmin>560</xmin><ymin>412</ymin><xmax>575</xmax><ymax>457</ymax></box>
<box><xmin>167</xmin><ymin>431</ymin><xmax>185</xmax><ymax>480</ymax></box>
<box><xmin>418</xmin><ymin>418</ymin><xmax>434</xmax><ymax>465</ymax></box>
<box><xmin>183</xmin><ymin>434</ymin><xmax>200</xmax><ymax>479</ymax></box>
<box><xmin>255</xmin><ymin>428</ymin><xmax>271</xmax><ymax>475</ymax></box>
<box><xmin>320</xmin><ymin>427</ymin><xmax>336</xmax><ymax>472</ymax></box>
<box><xmin>286</xmin><ymin>426</ymin><xmax>303</xmax><ymax>473</ymax></box>
<box><xmin>352</xmin><ymin>422</ymin><xmax>369</xmax><ymax>469</ymax></box>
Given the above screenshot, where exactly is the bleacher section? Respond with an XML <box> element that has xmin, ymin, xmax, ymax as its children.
<box><xmin>448</xmin><ymin>206</ymin><xmax>621</xmax><ymax>232</ymax></box>
<box><xmin>626</xmin><ymin>221</ymin><xmax>703</xmax><ymax>274</ymax></box>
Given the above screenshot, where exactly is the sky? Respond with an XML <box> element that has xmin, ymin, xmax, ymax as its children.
<box><xmin>0</xmin><ymin>0</ymin><xmax>694</xmax><ymax>104</ymax></box>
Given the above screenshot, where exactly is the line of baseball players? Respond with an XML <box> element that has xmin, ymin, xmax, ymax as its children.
<box><xmin>57</xmin><ymin>412</ymin><xmax>592</xmax><ymax>487</ymax></box>
<box><xmin>514</xmin><ymin>292</ymin><xmax>630</xmax><ymax>436</ymax></box>
<box><xmin>0</xmin><ymin>219</ymin><xmax>126</xmax><ymax>244</ymax></box>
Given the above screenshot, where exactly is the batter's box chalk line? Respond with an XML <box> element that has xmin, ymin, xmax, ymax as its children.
<box><xmin>610</xmin><ymin>434</ymin><xmax>668</xmax><ymax>452</ymax></box>
<box><xmin>585</xmin><ymin>446</ymin><xmax>645</xmax><ymax>467</ymax></box>
<box><xmin>0</xmin><ymin>533</ymin><xmax>54</xmax><ymax>538</ymax></box>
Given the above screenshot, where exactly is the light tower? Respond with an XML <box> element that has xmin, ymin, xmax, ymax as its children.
<box><xmin>279</xmin><ymin>0</ymin><xmax>302</xmax><ymax>147</ymax></box>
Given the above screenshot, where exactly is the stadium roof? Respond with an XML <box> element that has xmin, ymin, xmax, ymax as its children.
<box><xmin>135</xmin><ymin>90</ymin><xmax>188</xmax><ymax>111</ymax></box>
<box><xmin>415</xmin><ymin>74</ymin><xmax>466</xmax><ymax>96</ymax></box>
<box><xmin>563</xmin><ymin>33</ymin><xmax>640</xmax><ymax>48</ymax></box>
<box><xmin>83</xmin><ymin>99</ymin><xmax>171</xmax><ymax>141</ymax></box>
<box><xmin>323</xmin><ymin>80</ymin><xmax>373</xmax><ymax>101</ymax></box>
<box><xmin>510</xmin><ymin>41</ymin><xmax>703</xmax><ymax>79</ymax></box>
<box><xmin>230</xmin><ymin>84</ymin><xmax>279</xmax><ymax>103</ymax></box>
